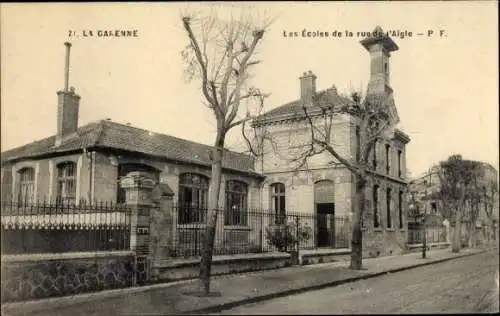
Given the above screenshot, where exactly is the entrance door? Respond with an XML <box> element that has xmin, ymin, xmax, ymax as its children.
<box><xmin>316</xmin><ymin>203</ymin><xmax>335</xmax><ymax>247</ymax></box>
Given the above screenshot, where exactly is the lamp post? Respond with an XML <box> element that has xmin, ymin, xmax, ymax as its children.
<box><xmin>422</xmin><ymin>169</ymin><xmax>433</xmax><ymax>259</ymax></box>
<box><xmin>422</xmin><ymin>179</ymin><xmax>428</xmax><ymax>259</ymax></box>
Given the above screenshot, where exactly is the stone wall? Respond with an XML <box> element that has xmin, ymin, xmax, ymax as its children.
<box><xmin>362</xmin><ymin>229</ymin><xmax>407</xmax><ymax>257</ymax></box>
<box><xmin>153</xmin><ymin>252</ymin><xmax>292</xmax><ymax>282</ymax></box>
<box><xmin>1</xmin><ymin>252</ymin><xmax>135</xmax><ymax>303</ymax></box>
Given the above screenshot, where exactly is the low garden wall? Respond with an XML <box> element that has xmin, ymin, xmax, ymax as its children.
<box><xmin>407</xmin><ymin>242</ymin><xmax>450</xmax><ymax>252</ymax></box>
<box><xmin>1</xmin><ymin>251</ymin><xmax>135</xmax><ymax>303</ymax></box>
<box><xmin>300</xmin><ymin>248</ymin><xmax>351</xmax><ymax>265</ymax></box>
<box><xmin>153</xmin><ymin>252</ymin><xmax>292</xmax><ymax>282</ymax></box>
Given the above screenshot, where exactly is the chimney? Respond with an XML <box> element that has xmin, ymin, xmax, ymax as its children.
<box><xmin>55</xmin><ymin>42</ymin><xmax>80</xmax><ymax>146</ymax></box>
<box><xmin>299</xmin><ymin>70</ymin><xmax>316</xmax><ymax>106</ymax></box>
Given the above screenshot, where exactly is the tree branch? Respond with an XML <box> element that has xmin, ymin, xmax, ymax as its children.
<box><xmin>182</xmin><ymin>17</ymin><xmax>216</xmax><ymax>107</ymax></box>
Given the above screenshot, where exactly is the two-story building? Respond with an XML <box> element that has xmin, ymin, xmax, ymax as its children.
<box><xmin>251</xmin><ymin>26</ymin><xmax>411</xmax><ymax>257</ymax></box>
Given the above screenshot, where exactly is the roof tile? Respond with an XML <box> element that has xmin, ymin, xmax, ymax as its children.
<box><xmin>254</xmin><ymin>88</ymin><xmax>354</xmax><ymax>124</ymax></box>
<box><xmin>1</xmin><ymin>120</ymin><xmax>256</xmax><ymax>174</ymax></box>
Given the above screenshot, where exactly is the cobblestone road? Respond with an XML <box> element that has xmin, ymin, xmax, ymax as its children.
<box><xmin>215</xmin><ymin>250</ymin><xmax>500</xmax><ymax>314</ymax></box>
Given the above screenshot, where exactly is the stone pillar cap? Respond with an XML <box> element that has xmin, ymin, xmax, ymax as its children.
<box><xmin>120</xmin><ymin>171</ymin><xmax>156</xmax><ymax>189</ymax></box>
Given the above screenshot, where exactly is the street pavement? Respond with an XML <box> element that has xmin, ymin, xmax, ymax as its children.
<box><xmin>1</xmin><ymin>247</ymin><xmax>493</xmax><ymax>316</ymax></box>
<box><xmin>214</xmin><ymin>250</ymin><xmax>500</xmax><ymax>314</ymax></box>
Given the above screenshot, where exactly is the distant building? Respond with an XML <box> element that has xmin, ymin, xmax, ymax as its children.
<box><xmin>408</xmin><ymin>162</ymin><xmax>499</xmax><ymax>246</ymax></box>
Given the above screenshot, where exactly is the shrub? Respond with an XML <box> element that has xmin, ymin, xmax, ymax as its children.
<box><xmin>265</xmin><ymin>220</ymin><xmax>312</xmax><ymax>252</ymax></box>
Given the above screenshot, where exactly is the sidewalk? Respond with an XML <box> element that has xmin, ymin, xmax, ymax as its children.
<box><xmin>1</xmin><ymin>247</ymin><xmax>490</xmax><ymax>316</ymax></box>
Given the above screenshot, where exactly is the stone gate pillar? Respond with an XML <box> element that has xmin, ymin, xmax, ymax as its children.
<box><xmin>150</xmin><ymin>184</ymin><xmax>175</xmax><ymax>260</ymax></box>
<box><xmin>120</xmin><ymin>171</ymin><xmax>155</xmax><ymax>284</ymax></box>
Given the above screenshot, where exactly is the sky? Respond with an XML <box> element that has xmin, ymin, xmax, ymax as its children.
<box><xmin>1</xmin><ymin>2</ymin><xmax>498</xmax><ymax>177</ymax></box>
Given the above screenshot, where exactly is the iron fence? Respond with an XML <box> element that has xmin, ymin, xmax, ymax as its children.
<box><xmin>171</xmin><ymin>206</ymin><xmax>351</xmax><ymax>258</ymax></box>
<box><xmin>1</xmin><ymin>200</ymin><xmax>132</xmax><ymax>254</ymax></box>
<box><xmin>407</xmin><ymin>224</ymin><xmax>447</xmax><ymax>245</ymax></box>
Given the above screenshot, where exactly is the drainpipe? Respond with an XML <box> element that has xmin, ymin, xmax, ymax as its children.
<box><xmin>83</xmin><ymin>148</ymin><xmax>94</xmax><ymax>202</ymax></box>
<box><xmin>259</xmin><ymin>178</ymin><xmax>267</xmax><ymax>251</ymax></box>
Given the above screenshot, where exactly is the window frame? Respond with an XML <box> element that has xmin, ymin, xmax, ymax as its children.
<box><xmin>372</xmin><ymin>139</ymin><xmax>378</xmax><ymax>170</ymax></box>
<box><xmin>373</xmin><ymin>185</ymin><xmax>380</xmax><ymax>228</ymax></box>
<box><xmin>17</xmin><ymin>167</ymin><xmax>35</xmax><ymax>204</ymax></box>
<box><xmin>399</xmin><ymin>190</ymin><xmax>404</xmax><ymax>229</ymax></box>
<box><xmin>224</xmin><ymin>180</ymin><xmax>248</xmax><ymax>226</ymax></box>
<box><xmin>178</xmin><ymin>173</ymin><xmax>209</xmax><ymax>224</ymax></box>
<box><xmin>397</xmin><ymin>150</ymin><xmax>402</xmax><ymax>178</ymax></box>
<box><xmin>355</xmin><ymin>125</ymin><xmax>360</xmax><ymax>163</ymax></box>
<box><xmin>386</xmin><ymin>187</ymin><xmax>392</xmax><ymax>229</ymax></box>
<box><xmin>56</xmin><ymin>161</ymin><xmax>77</xmax><ymax>204</ymax></box>
<box><xmin>385</xmin><ymin>144</ymin><xmax>391</xmax><ymax>175</ymax></box>
<box><xmin>270</xmin><ymin>183</ymin><xmax>286</xmax><ymax>225</ymax></box>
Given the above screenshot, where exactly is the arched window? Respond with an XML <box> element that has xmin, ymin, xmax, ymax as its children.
<box><xmin>225</xmin><ymin>180</ymin><xmax>248</xmax><ymax>226</ymax></box>
<box><xmin>178</xmin><ymin>173</ymin><xmax>209</xmax><ymax>224</ymax></box>
<box><xmin>18</xmin><ymin>167</ymin><xmax>35</xmax><ymax>204</ymax></box>
<box><xmin>270</xmin><ymin>183</ymin><xmax>286</xmax><ymax>224</ymax></box>
<box><xmin>56</xmin><ymin>162</ymin><xmax>76</xmax><ymax>204</ymax></box>
<box><xmin>117</xmin><ymin>163</ymin><xmax>160</xmax><ymax>203</ymax></box>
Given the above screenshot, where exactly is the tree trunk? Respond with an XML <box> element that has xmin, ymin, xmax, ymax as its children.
<box><xmin>466</xmin><ymin>223</ymin><xmax>473</xmax><ymax>248</ymax></box>
<box><xmin>350</xmin><ymin>175</ymin><xmax>366</xmax><ymax>270</ymax></box>
<box><xmin>199</xmin><ymin>132</ymin><xmax>225</xmax><ymax>294</ymax></box>
<box><xmin>452</xmin><ymin>210</ymin><xmax>461</xmax><ymax>253</ymax></box>
<box><xmin>465</xmin><ymin>202</ymin><xmax>478</xmax><ymax>248</ymax></box>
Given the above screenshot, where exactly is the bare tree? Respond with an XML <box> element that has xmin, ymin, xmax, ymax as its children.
<box><xmin>436</xmin><ymin>155</ymin><xmax>482</xmax><ymax>252</ymax></box>
<box><xmin>483</xmin><ymin>178</ymin><xmax>499</xmax><ymax>243</ymax></box>
<box><xmin>289</xmin><ymin>91</ymin><xmax>395</xmax><ymax>270</ymax></box>
<box><xmin>463</xmin><ymin>169</ymin><xmax>483</xmax><ymax>247</ymax></box>
<box><xmin>180</xmin><ymin>8</ymin><xmax>273</xmax><ymax>294</ymax></box>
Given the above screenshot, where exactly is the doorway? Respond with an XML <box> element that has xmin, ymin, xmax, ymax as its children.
<box><xmin>316</xmin><ymin>203</ymin><xmax>335</xmax><ymax>247</ymax></box>
<box><xmin>314</xmin><ymin>179</ymin><xmax>336</xmax><ymax>248</ymax></box>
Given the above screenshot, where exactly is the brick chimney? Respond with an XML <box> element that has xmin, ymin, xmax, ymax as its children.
<box><xmin>299</xmin><ymin>70</ymin><xmax>316</xmax><ymax>106</ymax></box>
<box><xmin>55</xmin><ymin>42</ymin><xmax>80</xmax><ymax>146</ymax></box>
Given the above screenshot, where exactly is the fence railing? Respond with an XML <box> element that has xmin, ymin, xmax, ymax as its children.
<box><xmin>171</xmin><ymin>206</ymin><xmax>350</xmax><ymax>258</ymax></box>
<box><xmin>1</xmin><ymin>200</ymin><xmax>132</xmax><ymax>254</ymax></box>
<box><xmin>407</xmin><ymin>224</ymin><xmax>447</xmax><ymax>245</ymax></box>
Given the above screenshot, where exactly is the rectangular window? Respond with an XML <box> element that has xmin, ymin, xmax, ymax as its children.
<box><xmin>372</xmin><ymin>140</ymin><xmax>377</xmax><ymax>170</ymax></box>
<box><xmin>178</xmin><ymin>173</ymin><xmax>209</xmax><ymax>224</ymax></box>
<box><xmin>355</xmin><ymin>126</ymin><xmax>360</xmax><ymax>163</ymax></box>
<box><xmin>385</xmin><ymin>144</ymin><xmax>390</xmax><ymax>175</ymax></box>
<box><xmin>399</xmin><ymin>191</ymin><xmax>403</xmax><ymax>229</ymax></box>
<box><xmin>225</xmin><ymin>180</ymin><xmax>248</xmax><ymax>226</ymax></box>
<box><xmin>397</xmin><ymin>150</ymin><xmax>402</xmax><ymax>178</ymax></box>
<box><xmin>271</xmin><ymin>183</ymin><xmax>286</xmax><ymax>224</ymax></box>
<box><xmin>57</xmin><ymin>162</ymin><xmax>76</xmax><ymax>204</ymax></box>
<box><xmin>373</xmin><ymin>185</ymin><xmax>379</xmax><ymax>228</ymax></box>
<box><xmin>387</xmin><ymin>188</ymin><xmax>392</xmax><ymax>228</ymax></box>
<box><xmin>18</xmin><ymin>168</ymin><xmax>35</xmax><ymax>204</ymax></box>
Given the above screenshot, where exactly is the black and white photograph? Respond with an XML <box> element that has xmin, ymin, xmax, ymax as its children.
<box><xmin>1</xmin><ymin>2</ymin><xmax>498</xmax><ymax>315</ymax></box>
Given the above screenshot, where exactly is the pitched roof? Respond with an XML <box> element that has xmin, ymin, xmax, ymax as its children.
<box><xmin>1</xmin><ymin>120</ymin><xmax>258</xmax><ymax>174</ymax></box>
<box><xmin>253</xmin><ymin>86</ymin><xmax>354</xmax><ymax>125</ymax></box>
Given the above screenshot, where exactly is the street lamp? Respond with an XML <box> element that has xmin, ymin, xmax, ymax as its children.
<box><xmin>422</xmin><ymin>179</ymin><xmax>428</xmax><ymax>259</ymax></box>
<box><xmin>421</xmin><ymin>169</ymin><xmax>433</xmax><ymax>259</ymax></box>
